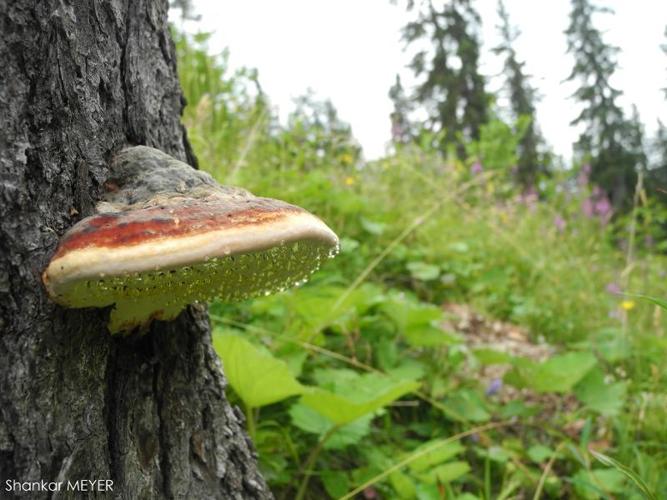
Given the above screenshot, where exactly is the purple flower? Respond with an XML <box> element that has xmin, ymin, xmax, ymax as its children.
<box><xmin>582</xmin><ymin>198</ymin><xmax>594</xmax><ymax>218</ymax></box>
<box><xmin>471</xmin><ymin>161</ymin><xmax>483</xmax><ymax>175</ymax></box>
<box><xmin>594</xmin><ymin>197</ymin><xmax>612</xmax><ymax>218</ymax></box>
<box><xmin>581</xmin><ymin>186</ymin><xmax>613</xmax><ymax>224</ymax></box>
<box><xmin>606</xmin><ymin>282</ymin><xmax>621</xmax><ymax>295</ymax></box>
<box><xmin>553</xmin><ymin>215</ymin><xmax>566</xmax><ymax>232</ymax></box>
<box><xmin>485</xmin><ymin>378</ymin><xmax>503</xmax><ymax>396</ymax></box>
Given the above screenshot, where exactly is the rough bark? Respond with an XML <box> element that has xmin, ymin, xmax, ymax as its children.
<box><xmin>0</xmin><ymin>1</ymin><xmax>271</xmax><ymax>498</ymax></box>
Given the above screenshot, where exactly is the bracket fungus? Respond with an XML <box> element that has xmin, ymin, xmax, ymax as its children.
<box><xmin>42</xmin><ymin>146</ymin><xmax>339</xmax><ymax>333</ymax></box>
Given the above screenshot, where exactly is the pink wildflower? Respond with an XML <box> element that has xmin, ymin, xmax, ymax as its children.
<box><xmin>363</xmin><ymin>487</ymin><xmax>378</xmax><ymax>499</ymax></box>
<box><xmin>553</xmin><ymin>214</ymin><xmax>566</xmax><ymax>232</ymax></box>
<box><xmin>582</xmin><ymin>198</ymin><xmax>594</xmax><ymax>218</ymax></box>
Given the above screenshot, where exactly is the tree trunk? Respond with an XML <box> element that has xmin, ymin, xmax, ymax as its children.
<box><xmin>0</xmin><ymin>1</ymin><xmax>271</xmax><ymax>498</ymax></box>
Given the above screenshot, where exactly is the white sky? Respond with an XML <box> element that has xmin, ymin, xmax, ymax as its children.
<box><xmin>177</xmin><ymin>1</ymin><xmax>667</xmax><ymax>162</ymax></box>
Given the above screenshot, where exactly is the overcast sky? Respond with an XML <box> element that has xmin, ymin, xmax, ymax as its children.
<box><xmin>176</xmin><ymin>1</ymin><xmax>667</xmax><ymax>162</ymax></box>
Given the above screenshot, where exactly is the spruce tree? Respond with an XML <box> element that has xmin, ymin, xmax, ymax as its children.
<box><xmin>648</xmin><ymin>29</ymin><xmax>667</xmax><ymax>201</ymax></box>
<box><xmin>389</xmin><ymin>74</ymin><xmax>414</xmax><ymax>145</ymax></box>
<box><xmin>650</xmin><ymin>122</ymin><xmax>667</xmax><ymax>193</ymax></box>
<box><xmin>626</xmin><ymin>105</ymin><xmax>647</xmax><ymax>176</ymax></box>
<box><xmin>286</xmin><ymin>92</ymin><xmax>361</xmax><ymax>169</ymax></box>
<box><xmin>493</xmin><ymin>0</ymin><xmax>545</xmax><ymax>188</ymax></box>
<box><xmin>401</xmin><ymin>0</ymin><xmax>489</xmax><ymax>156</ymax></box>
<box><xmin>565</xmin><ymin>0</ymin><xmax>639</xmax><ymax>209</ymax></box>
<box><xmin>169</xmin><ymin>0</ymin><xmax>200</xmax><ymax>21</ymax></box>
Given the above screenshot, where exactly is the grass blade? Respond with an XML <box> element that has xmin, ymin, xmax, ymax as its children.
<box><xmin>589</xmin><ymin>450</ymin><xmax>657</xmax><ymax>500</ymax></box>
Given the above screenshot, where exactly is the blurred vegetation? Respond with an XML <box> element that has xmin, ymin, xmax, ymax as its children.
<box><xmin>565</xmin><ymin>0</ymin><xmax>645</xmax><ymax>212</ymax></box>
<box><xmin>173</xmin><ymin>6</ymin><xmax>667</xmax><ymax>498</ymax></box>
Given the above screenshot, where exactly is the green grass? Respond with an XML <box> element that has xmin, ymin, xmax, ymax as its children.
<box><xmin>176</xmin><ymin>31</ymin><xmax>667</xmax><ymax>499</ymax></box>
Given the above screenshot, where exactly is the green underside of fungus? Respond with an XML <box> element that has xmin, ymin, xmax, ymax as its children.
<box><xmin>42</xmin><ymin>146</ymin><xmax>339</xmax><ymax>334</ymax></box>
<box><xmin>63</xmin><ymin>240</ymin><xmax>333</xmax><ymax>333</ymax></box>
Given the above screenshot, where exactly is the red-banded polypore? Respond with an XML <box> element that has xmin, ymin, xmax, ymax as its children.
<box><xmin>42</xmin><ymin>146</ymin><xmax>339</xmax><ymax>333</ymax></box>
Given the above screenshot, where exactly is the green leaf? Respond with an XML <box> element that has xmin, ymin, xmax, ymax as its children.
<box><xmin>288</xmin><ymin>403</ymin><xmax>372</xmax><ymax>450</ymax></box>
<box><xmin>312</xmin><ymin>367</ymin><xmax>359</xmax><ymax>388</ymax></box>
<box><xmin>504</xmin><ymin>352</ymin><xmax>597</xmax><ymax>393</ymax></box>
<box><xmin>390</xmin><ymin>471</ymin><xmax>417</xmax><ymax>499</ymax></box>
<box><xmin>321</xmin><ymin>470</ymin><xmax>350</xmax><ymax>499</ymax></box>
<box><xmin>382</xmin><ymin>293</ymin><xmax>460</xmax><ymax>347</ymax></box>
<box><xmin>587</xmin><ymin>328</ymin><xmax>631</xmax><ymax>363</ymax></box>
<box><xmin>360</xmin><ymin>217</ymin><xmax>387</xmax><ymax>235</ymax></box>
<box><xmin>572</xmin><ymin>468</ymin><xmax>626</xmax><ymax>499</ymax></box>
<box><xmin>212</xmin><ymin>331</ymin><xmax>305</xmax><ymax>408</ymax></box>
<box><xmin>574</xmin><ymin>367</ymin><xmax>627</xmax><ymax>416</ymax></box>
<box><xmin>408</xmin><ymin>441</ymin><xmax>464</xmax><ymax>473</ymax></box>
<box><xmin>275</xmin><ymin>346</ymin><xmax>308</xmax><ymax>378</ymax></box>
<box><xmin>287</xmin><ymin>283</ymin><xmax>384</xmax><ymax>332</ymax></box>
<box><xmin>406</xmin><ymin>261</ymin><xmax>441</xmax><ymax>281</ymax></box>
<box><xmin>484</xmin><ymin>446</ymin><xmax>511</xmax><ymax>464</ymax></box>
<box><xmin>386</xmin><ymin>360</ymin><xmax>426</xmax><ymax>382</ymax></box>
<box><xmin>443</xmin><ymin>389</ymin><xmax>490</xmax><ymax>422</ymax></box>
<box><xmin>300</xmin><ymin>374</ymin><xmax>419</xmax><ymax>426</ymax></box>
<box><xmin>339</xmin><ymin>237</ymin><xmax>360</xmax><ymax>253</ymax></box>
<box><xmin>498</xmin><ymin>400</ymin><xmax>540</xmax><ymax>418</ymax></box>
<box><xmin>286</xmin><ymin>286</ymin><xmax>347</xmax><ymax>330</ymax></box>
<box><xmin>415</xmin><ymin>483</ymin><xmax>441</xmax><ymax>500</ymax></box>
<box><xmin>417</xmin><ymin>461</ymin><xmax>470</xmax><ymax>484</ymax></box>
<box><xmin>527</xmin><ymin>444</ymin><xmax>554</xmax><ymax>463</ymax></box>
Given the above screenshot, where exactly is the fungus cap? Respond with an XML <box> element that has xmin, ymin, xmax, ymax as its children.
<box><xmin>42</xmin><ymin>146</ymin><xmax>339</xmax><ymax>333</ymax></box>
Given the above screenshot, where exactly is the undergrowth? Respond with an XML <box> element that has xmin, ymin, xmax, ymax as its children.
<box><xmin>176</xmin><ymin>31</ymin><xmax>667</xmax><ymax>499</ymax></box>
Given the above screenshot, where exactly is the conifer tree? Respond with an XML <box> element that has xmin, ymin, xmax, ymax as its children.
<box><xmin>287</xmin><ymin>92</ymin><xmax>361</xmax><ymax>169</ymax></box>
<box><xmin>493</xmin><ymin>0</ymin><xmax>545</xmax><ymax>188</ymax></box>
<box><xmin>169</xmin><ymin>0</ymin><xmax>200</xmax><ymax>21</ymax></box>
<box><xmin>565</xmin><ymin>0</ymin><xmax>639</xmax><ymax>209</ymax></box>
<box><xmin>648</xmin><ymin>122</ymin><xmax>667</xmax><ymax>201</ymax></box>
<box><xmin>648</xmin><ymin>29</ymin><xmax>667</xmax><ymax>201</ymax></box>
<box><xmin>401</xmin><ymin>0</ymin><xmax>489</xmax><ymax>156</ymax></box>
<box><xmin>626</xmin><ymin>105</ymin><xmax>647</xmax><ymax>174</ymax></box>
<box><xmin>389</xmin><ymin>74</ymin><xmax>414</xmax><ymax>145</ymax></box>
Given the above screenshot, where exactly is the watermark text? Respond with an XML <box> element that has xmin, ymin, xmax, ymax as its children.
<box><xmin>4</xmin><ymin>479</ymin><xmax>113</xmax><ymax>493</ymax></box>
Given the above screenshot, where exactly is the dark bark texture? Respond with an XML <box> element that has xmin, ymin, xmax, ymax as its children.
<box><xmin>0</xmin><ymin>1</ymin><xmax>271</xmax><ymax>498</ymax></box>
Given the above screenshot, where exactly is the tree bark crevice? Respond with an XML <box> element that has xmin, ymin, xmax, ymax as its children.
<box><xmin>104</xmin><ymin>340</ymin><xmax>122</xmax><ymax>491</ymax></box>
<box><xmin>152</xmin><ymin>357</ymin><xmax>171</xmax><ymax>499</ymax></box>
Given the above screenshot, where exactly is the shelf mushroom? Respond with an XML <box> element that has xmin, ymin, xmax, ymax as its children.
<box><xmin>42</xmin><ymin>146</ymin><xmax>339</xmax><ymax>333</ymax></box>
